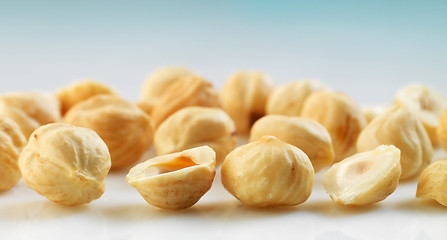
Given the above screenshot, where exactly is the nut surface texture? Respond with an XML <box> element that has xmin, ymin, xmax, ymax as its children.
<box><xmin>18</xmin><ymin>123</ymin><xmax>111</xmax><ymax>206</ymax></box>
<box><xmin>438</xmin><ymin>108</ymin><xmax>447</xmax><ymax>152</ymax></box>
<box><xmin>221</xmin><ymin>136</ymin><xmax>314</xmax><ymax>207</ymax></box>
<box><xmin>416</xmin><ymin>160</ymin><xmax>447</xmax><ymax>206</ymax></box>
<box><xmin>126</xmin><ymin>146</ymin><xmax>216</xmax><ymax>210</ymax></box>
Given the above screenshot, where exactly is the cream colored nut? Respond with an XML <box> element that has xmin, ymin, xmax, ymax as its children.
<box><xmin>249</xmin><ymin>115</ymin><xmax>334</xmax><ymax>172</ymax></box>
<box><xmin>0</xmin><ymin>92</ymin><xmax>61</xmax><ymax>138</ymax></box>
<box><xmin>64</xmin><ymin>95</ymin><xmax>154</xmax><ymax>170</ymax></box>
<box><xmin>154</xmin><ymin>107</ymin><xmax>236</xmax><ymax>164</ymax></box>
<box><xmin>220</xmin><ymin>71</ymin><xmax>274</xmax><ymax>134</ymax></box>
<box><xmin>438</xmin><ymin>109</ymin><xmax>447</xmax><ymax>151</ymax></box>
<box><xmin>394</xmin><ymin>83</ymin><xmax>447</xmax><ymax>147</ymax></box>
<box><xmin>151</xmin><ymin>75</ymin><xmax>221</xmax><ymax>128</ymax></box>
<box><xmin>266</xmin><ymin>80</ymin><xmax>328</xmax><ymax>116</ymax></box>
<box><xmin>0</xmin><ymin>117</ymin><xmax>27</xmax><ymax>191</ymax></box>
<box><xmin>323</xmin><ymin>145</ymin><xmax>401</xmax><ymax>206</ymax></box>
<box><xmin>18</xmin><ymin>123</ymin><xmax>111</xmax><ymax>206</ymax></box>
<box><xmin>416</xmin><ymin>160</ymin><xmax>447</xmax><ymax>206</ymax></box>
<box><xmin>57</xmin><ymin>79</ymin><xmax>118</xmax><ymax>115</ymax></box>
<box><xmin>362</xmin><ymin>105</ymin><xmax>387</xmax><ymax>124</ymax></box>
<box><xmin>357</xmin><ymin>105</ymin><xmax>433</xmax><ymax>180</ymax></box>
<box><xmin>300</xmin><ymin>91</ymin><xmax>366</xmax><ymax>162</ymax></box>
<box><xmin>221</xmin><ymin>136</ymin><xmax>314</xmax><ymax>207</ymax></box>
<box><xmin>126</xmin><ymin>146</ymin><xmax>216</xmax><ymax>210</ymax></box>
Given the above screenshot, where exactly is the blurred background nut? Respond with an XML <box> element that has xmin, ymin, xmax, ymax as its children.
<box><xmin>394</xmin><ymin>83</ymin><xmax>447</xmax><ymax>147</ymax></box>
<box><xmin>18</xmin><ymin>123</ymin><xmax>111</xmax><ymax>206</ymax></box>
<box><xmin>64</xmin><ymin>95</ymin><xmax>154</xmax><ymax>170</ymax></box>
<box><xmin>154</xmin><ymin>106</ymin><xmax>236</xmax><ymax>164</ymax></box>
<box><xmin>0</xmin><ymin>92</ymin><xmax>61</xmax><ymax>138</ymax></box>
<box><xmin>57</xmin><ymin>79</ymin><xmax>118</xmax><ymax>116</ymax></box>
<box><xmin>357</xmin><ymin>105</ymin><xmax>433</xmax><ymax>181</ymax></box>
<box><xmin>0</xmin><ymin>117</ymin><xmax>27</xmax><ymax>192</ymax></box>
<box><xmin>362</xmin><ymin>105</ymin><xmax>387</xmax><ymax>124</ymax></box>
<box><xmin>249</xmin><ymin>115</ymin><xmax>334</xmax><ymax>172</ymax></box>
<box><xmin>221</xmin><ymin>136</ymin><xmax>314</xmax><ymax>207</ymax></box>
<box><xmin>220</xmin><ymin>71</ymin><xmax>274</xmax><ymax>134</ymax></box>
<box><xmin>151</xmin><ymin>75</ymin><xmax>221</xmax><ymax>128</ymax></box>
<box><xmin>416</xmin><ymin>160</ymin><xmax>447</xmax><ymax>206</ymax></box>
<box><xmin>437</xmin><ymin>108</ymin><xmax>447</xmax><ymax>152</ymax></box>
<box><xmin>300</xmin><ymin>91</ymin><xmax>366</xmax><ymax>162</ymax></box>
<box><xmin>126</xmin><ymin>146</ymin><xmax>216</xmax><ymax>210</ymax></box>
<box><xmin>266</xmin><ymin>80</ymin><xmax>328</xmax><ymax>116</ymax></box>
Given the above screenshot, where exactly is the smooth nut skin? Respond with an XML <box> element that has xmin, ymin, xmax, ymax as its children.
<box><xmin>220</xmin><ymin>71</ymin><xmax>274</xmax><ymax>134</ymax></box>
<box><xmin>57</xmin><ymin>79</ymin><xmax>118</xmax><ymax>115</ymax></box>
<box><xmin>416</xmin><ymin>160</ymin><xmax>447</xmax><ymax>206</ymax></box>
<box><xmin>357</xmin><ymin>106</ymin><xmax>433</xmax><ymax>181</ymax></box>
<box><xmin>0</xmin><ymin>117</ymin><xmax>27</xmax><ymax>191</ymax></box>
<box><xmin>18</xmin><ymin>123</ymin><xmax>111</xmax><ymax>206</ymax></box>
<box><xmin>300</xmin><ymin>91</ymin><xmax>366</xmax><ymax>162</ymax></box>
<box><xmin>151</xmin><ymin>75</ymin><xmax>221</xmax><ymax>128</ymax></box>
<box><xmin>438</xmin><ymin>109</ymin><xmax>447</xmax><ymax>152</ymax></box>
<box><xmin>0</xmin><ymin>92</ymin><xmax>61</xmax><ymax>138</ymax></box>
<box><xmin>154</xmin><ymin>107</ymin><xmax>236</xmax><ymax>164</ymax></box>
<box><xmin>221</xmin><ymin>136</ymin><xmax>314</xmax><ymax>207</ymax></box>
<box><xmin>249</xmin><ymin>115</ymin><xmax>334</xmax><ymax>172</ymax></box>
<box><xmin>266</xmin><ymin>80</ymin><xmax>328</xmax><ymax>116</ymax></box>
<box><xmin>126</xmin><ymin>146</ymin><xmax>216</xmax><ymax>210</ymax></box>
<box><xmin>323</xmin><ymin>145</ymin><xmax>401</xmax><ymax>206</ymax></box>
<box><xmin>64</xmin><ymin>95</ymin><xmax>154</xmax><ymax>170</ymax></box>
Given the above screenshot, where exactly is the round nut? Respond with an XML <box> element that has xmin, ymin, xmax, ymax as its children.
<box><xmin>221</xmin><ymin>136</ymin><xmax>314</xmax><ymax>207</ymax></box>
<box><xmin>220</xmin><ymin>71</ymin><xmax>274</xmax><ymax>134</ymax></box>
<box><xmin>357</xmin><ymin>105</ymin><xmax>433</xmax><ymax>181</ymax></box>
<box><xmin>249</xmin><ymin>115</ymin><xmax>334</xmax><ymax>172</ymax></box>
<box><xmin>154</xmin><ymin>107</ymin><xmax>236</xmax><ymax>164</ymax></box>
<box><xmin>300</xmin><ymin>91</ymin><xmax>366</xmax><ymax>162</ymax></box>
<box><xmin>437</xmin><ymin>108</ymin><xmax>447</xmax><ymax>152</ymax></box>
<box><xmin>126</xmin><ymin>146</ymin><xmax>216</xmax><ymax>210</ymax></box>
<box><xmin>0</xmin><ymin>117</ymin><xmax>27</xmax><ymax>191</ymax></box>
<box><xmin>64</xmin><ymin>95</ymin><xmax>154</xmax><ymax>170</ymax></box>
<box><xmin>416</xmin><ymin>159</ymin><xmax>447</xmax><ymax>206</ymax></box>
<box><xmin>18</xmin><ymin>123</ymin><xmax>111</xmax><ymax>206</ymax></box>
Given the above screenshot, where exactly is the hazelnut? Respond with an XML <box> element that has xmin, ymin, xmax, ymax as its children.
<box><xmin>437</xmin><ymin>108</ymin><xmax>447</xmax><ymax>152</ymax></box>
<box><xmin>416</xmin><ymin>160</ymin><xmax>447</xmax><ymax>206</ymax></box>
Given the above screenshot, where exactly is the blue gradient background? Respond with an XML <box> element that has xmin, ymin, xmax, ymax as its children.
<box><xmin>1</xmin><ymin>1</ymin><xmax>446</xmax><ymax>104</ymax></box>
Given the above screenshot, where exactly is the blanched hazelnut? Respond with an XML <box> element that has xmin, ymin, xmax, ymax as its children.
<box><xmin>64</xmin><ymin>95</ymin><xmax>153</xmax><ymax>170</ymax></box>
<box><xmin>249</xmin><ymin>115</ymin><xmax>334</xmax><ymax>172</ymax></box>
<box><xmin>18</xmin><ymin>123</ymin><xmax>111</xmax><ymax>206</ymax></box>
<box><xmin>154</xmin><ymin>107</ymin><xmax>236</xmax><ymax>164</ymax></box>
<box><xmin>416</xmin><ymin>160</ymin><xmax>447</xmax><ymax>206</ymax></box>
<box><xmin>220</xmin><ymin>71</ymin><xmax>274</xmax><ymax>134</ymax></box>
<box><xmin>221</xmin><ymin>136</ymin><xmax>314</xmax><ymax>207</ymax></box>
<box><xmin>437</xmin><ymin>108</ymin><xmax>447</xmax><ymax>152</ymax></box>
<box><xmin>126</xmin><ymin>146</ymin><xmax>216</xmax><ymax>210</ymax></box>
<box><xmin>357</xmin><ymin>105</ymin><xmax>433</xmax><ymax>180</ymax></box>
<box><xmin>362</xmin><ymin>105</ymin><xmax>387</xmax><ymax>124</ymax></box>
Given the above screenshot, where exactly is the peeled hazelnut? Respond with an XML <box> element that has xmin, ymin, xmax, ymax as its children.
<box><xmin>220</xmin><ymin>71</ymin><xmax>274</xmax><ymax>134</ymax></box>
<box><xmin>0</xmin><ymin>117</ymin><xmax>27</xmax><ymax>192</ymax></box>
<box><xmin>57</xmin><ymin>79</ymin><xmax>118</xmax><ymax>115</ymax></box>
<box><xmin>64</xmin><ymin>95</ymin><xmax>153</xmax><ymax>170</ymax></box>
<box><xmin>357</xmin><ymin>105</ymin><xmax>433</xmax><ymax>180</ymax></box>
<box><xmin>151</xmin><ymin>75</ymin><xmax>221</xmax><ymax>128</ymax></box>
<box><xmin>323</xmin><ymin>145</ymin><xmax>401</xmax><ymax>206</ymax></box>
<box><xmin>266</xmin><ymin>80</ymin><xmax>328</xmax><ymax>116</ymax></box>
<box><xmin>300</xmin><ymin>91</ymin><xmax>366</xmax><ymax>162</ymax></box>
<box><xmin>362</xmin><ymin>105</ymin><xmax>387</xmax><ymax>124</ymax></box>
<box><xmin>154</xmin><ymin>107</ymin><xmax>236</xmax><ymax>164</ymax></box>
<box><xmin>18</xmin><ymin>123</ymin><xmax>111</xmax><ymax>206</ymax></box>
<box><xmin>394</xmin><ymin>83</ymin><xmax>447</xmax><ymax>147</ymax></box>
<box><xmin>416</xmin><ymin>160</ymin><xmax>447</xmax><ymax>206</ymax></box>
<box><xmin>437</xmin><ymin>108</ymin><xmax>447</xmax><ymax>152</ymax></box>
<box><xmin>249</xmin><ymin>115</ymin><xmax>334</xmax><ymax>172</ymax></box>
<box><xmin>221</xmin><ymin>136</ymin><xmax>314</xmax><ymax>207</ymax></box>
<box><xmin>126</xmin><ymin>146</ymin><xmax>216</xmax><ymax>210</ymax></box>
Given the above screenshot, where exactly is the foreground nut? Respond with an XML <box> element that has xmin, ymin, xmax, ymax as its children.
<box><xmin>323</xmin><ymin>145</ymin><xmax>401</xmax><ymax>206</ymax></box>
<box><xmin>416</xmin><ymin>160</ymin><xmax>447</xmax><ymax>206</ymax></box>
<box><xmin>18</xmin><ymin>123</ymin><xmax>111</xmax><ymax>206</ymax></box>
<box><xmin>57</xmin><ymin>79</ymin><xmax>118</xmax><ymax>115</ymax></box>
<box><xmin>394</xmin><ymin>83</ymin><xmax>447</xmax><ymax>147</ymax></box>
<box><xmin>249</xmin><ymin>115</ymin><xmax>334</xmax><ymax>172</ymax></box>
<box><xmin>438</xmin><ymin>109</ymin><xmax>447</xmax><ymax>152</ymax></box>
<box><xmin>221</xmin><ymin>136</ymin><xmax>314</xmax><ymax>207</ymax></box>
<box><xmin>220</xmin><ymin>71</ymin><xmax>274</xmax><ymax>134</ymax></box>
<box><xmin>300</xmin><ymin>91</ymin><xmax>366</xmax><ymax>162</ymax></box>
<box><xmin>126</xmin><ymin>146</ymin><xmax>216</xmax><ymax>210</ymax></box>
<box><xmin>155</xmin><ymin>107</ymin><xmax>236</xmax><ymax>164</ymax></box>
<box><xmin>64</xmin><ymin>95</ymin><xmax>153</xmax><ymax>170</ymax></box>
<box><xmin>357</xmin><ymin>106</ymin><xmax>432</xmax><ymax>180</ymax></box>
<box><xmin>0</xmin><ymin>117</ymin><xmax>27</xmax><ymax>191</ymax></box>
